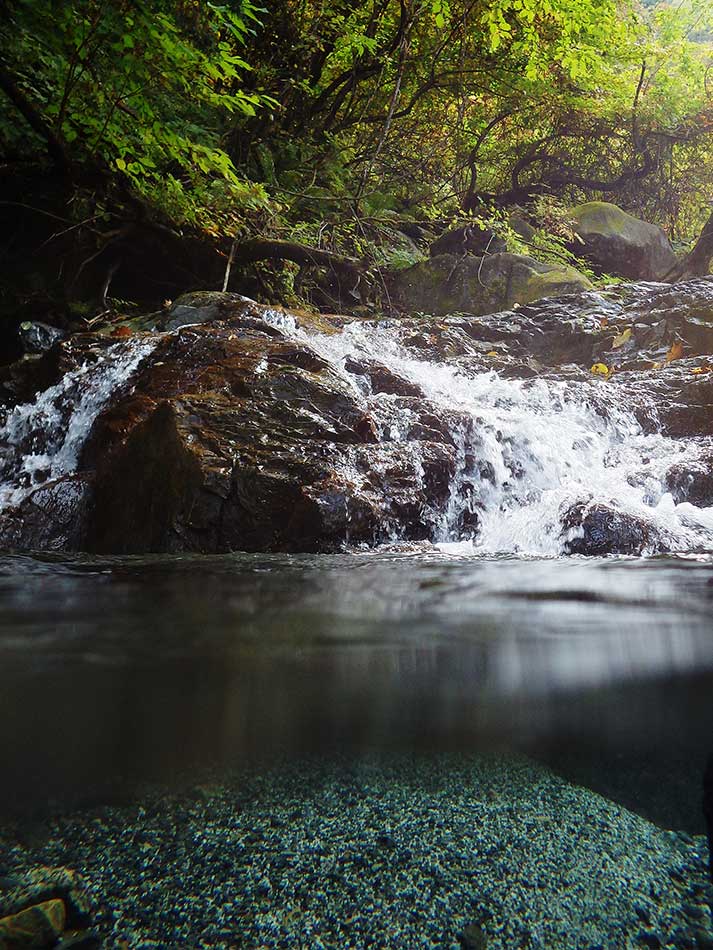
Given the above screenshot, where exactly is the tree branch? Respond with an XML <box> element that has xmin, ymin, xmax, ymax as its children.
<box><xmin>0</xmin><ymin>64</ymin><xmax>70</xmax><ymax>172</ymax></box>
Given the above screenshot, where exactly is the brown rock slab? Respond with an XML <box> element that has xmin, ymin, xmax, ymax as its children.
<box><xmin>0</xmin><ymin>898</ymin><xmax>66</xmax><ymax>948</ymax></box>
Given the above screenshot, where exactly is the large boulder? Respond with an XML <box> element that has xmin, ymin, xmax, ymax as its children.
<box><xmin>0</xmin><ymin>297</ymin><xmax>475</xmax><ymax>553</ymax></box>
<box><xmin>569</xmin><ymin>202</ymin><xmax>677</xmax><ymax>281</ymax></box>
<box><xmin>391</xmin><ymin>251</ymin><xmax>591</xmax><ymax>316</ymax></box>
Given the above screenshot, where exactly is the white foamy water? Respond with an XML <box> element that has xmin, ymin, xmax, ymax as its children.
<box><xmin>0</xmin><ymin>338</ymin><xmax>155</xmax><ymax>510</ymax></box>
<box><xmin>298</xmin><ymin>320</ymin><xmax>713</xmax><ymax>556</ymax></box>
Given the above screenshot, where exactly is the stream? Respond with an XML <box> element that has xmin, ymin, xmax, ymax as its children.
<box><xmin>1</xmin><ymin>281</ymin><xmax>713</xmax><ymax>948</ymax></box>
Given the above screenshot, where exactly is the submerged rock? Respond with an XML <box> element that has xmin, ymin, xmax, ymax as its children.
<box><xmin>459</xmin><ymin>922</ymin><xmax>488</xmax><ymax>949</ymax></box>
<box><xmin>570</xmin><ymin>202</ymin><xmax>677</xmax><ymax>281</ymax></box>
<box><xmin>705</xmin><ymin>754</ymin><xmax>713</xmax><ymax>880</ymax></box>
<box><xmin>0</xmin><ymin>898</ymin><xmax>66</xmax><ymax>947</ymax></box>
<box><xmin>0</xmin><ymin>867</ymin><xmax>91</xmax><ymax>928</ymax></box>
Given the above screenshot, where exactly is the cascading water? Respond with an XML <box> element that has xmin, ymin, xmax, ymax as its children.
<box><xmin>1</xmin><ymin>301</ymin><xmax>712</xmax><ymax>557</ymax></box>
<box><xmin>0</xmin><ymin>338</ymin><xmax>155</xmax><ymax>510</ymax></box>
<box><xmin>293</xmin><ymin>319</ymin><xmax>713</xmax><ymax>556</ymax></box>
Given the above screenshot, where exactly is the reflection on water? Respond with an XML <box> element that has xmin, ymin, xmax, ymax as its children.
<box><xmin>1</xmin><ymin>550</ymin><xmax>712</xmax><ymax>827</ymax></box>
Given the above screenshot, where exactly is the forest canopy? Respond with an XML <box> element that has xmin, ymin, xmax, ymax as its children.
<box><xmin>1</xmin><ymin>0</ymin><xmax>712</xmax><ymax>311</ymax></box>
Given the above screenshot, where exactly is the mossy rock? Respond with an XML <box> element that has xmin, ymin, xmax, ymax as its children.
<box><xmin>570</xmin><ymin>201</ymin><xmax>678</xmax><ymax>281</ymax></box>
<box><xmin>390</xmin><ymin>252</ymin><xmax>592</xmax><ymax>316</ymax></box>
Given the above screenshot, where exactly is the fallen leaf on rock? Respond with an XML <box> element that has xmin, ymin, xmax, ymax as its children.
<box><xmin>590</xmin><ymin>363</ymin><xmax>611</xmax><ymax>377</ymax></box>
<box><xmin>612</xmin><ymin>327</ymin><xmax>632</xmax><ymax>349</ymax></box>
<box><xmin>665</xmin><ymin>340</ymin><xmax>684</xmax><ymax>362</ymax></box>
<box><xmin>692</xmin><ymin>365</ymin><xmax>713</xmax><ymax>374</ymax></box>
<box><xmin>599</xmin><ymin>317</ymin><xmax>609</xmax><ymax>329</ymax></box>
<box><xmin>486</xmin><ymin>351</ymin><xmax>498</xmax><ymax>357</ymax></box>
<box><xmin>111</xmin><ymin>326</ymin><xmax>132</xmax><ymax>338</ymax></box>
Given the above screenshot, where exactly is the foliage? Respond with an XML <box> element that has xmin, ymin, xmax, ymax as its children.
<box><xmin>234</xmin><ymin>0</ymin><xmax>713</xmax><ymax>244</ymax></box>
<box><xmin>1</xmin><ymin>0</ymin><xmax>713</xmax><ymax>309</ymax></box>
<box><xmin>0</xmin><ymin>0</ymin><xmax>274</xmax><ymax>230</ymax></box>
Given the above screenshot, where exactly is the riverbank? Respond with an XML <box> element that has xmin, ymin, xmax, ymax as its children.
<box><xmin>2</xmin><ymin>753</ymin><xmax>711</xmax><ymax>949</ymax></box>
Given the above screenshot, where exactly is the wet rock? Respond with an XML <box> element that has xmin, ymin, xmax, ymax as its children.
<box><xmin>343</xmin><ymin>357</ymin><xmax>424</xmax><ymax>397</ymax></box>
<box><xmin>664</xmin><ymin>458</ymin><xmax>713</xmax><ymax>507</ymax></box>
<box><xmin>4</xmin><ymin>278</ymin><xmax>713</xmax><ymax>554</ymax></box>
<box><xmin>66</xmin><ymin>320</ymin><xmax>461</xmax><ymax>553</ymax></box>
<box><xmin>0</xmin><ymin>898</ymin><xmax>66</xmax><ymax>947</ymax></box>
<box><xmin>562</xmin><ymin>502</ymin><xmax>657</xmax><ymax>556</ymax></box>
<box><xmin>164</xmin><ymin>290</ymin><xmax>344</xmax><ymax>336</ymax></box>
<box><xmin>17</xmin><ymin>322</ymin><xmax>65</xmax><ymax>355</ymax></box>
<box><xmin>164</xmin><ymin>290</ymin><xmax>259</xmax><ymax>331</ymax></box>
<box><xmin>570</xmin><ymin>202</ymin><xmax>677</xmax><ymax>280</ymax></box>
<box><xmin>0</xmin><ymin>475</ymin><xmax>92</xmax><ymax>551</ymax></box>
<box><xmin>640</xmin><ymin>366</ymin><xmax>713</xmax><ymax>438</ymax></box>
<box><xmin>391</xmin><ymin>251</ymin><xmax>592</xmax><ymax>316</ymax></box>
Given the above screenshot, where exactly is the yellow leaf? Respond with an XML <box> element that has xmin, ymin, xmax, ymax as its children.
<box><xmin>612</xmin><ymin>327</ymin><xmax>632</xmax><ymax>349</ymax></box>
<box><xmin>486</xmin><ymin>351</ymin><xmax>498</xmax><ymax>357</ymax></box>
<box><xmin>590</xmin><ymin>363</ymin><xmax>610</xmax><ymax>377</ymax></box>
<box><xmin>666</xmin><ymin>340</ymin><xmax>684</xmax><ymax>363</ymax></box>
<box><xmin>651</xmin><ymin>361</ymin><xmax>662</xmax><ymax>370</ymax></box>
<box><xmin>692</xmin><ymin>364</ymin><xmax>713</xmax><ymax>375</ymax></box>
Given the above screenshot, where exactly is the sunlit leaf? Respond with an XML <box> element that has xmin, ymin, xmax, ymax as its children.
<box><xmin>666</xmin><ymin>340</ymin><xmax>684</xmax><ymax>362</ymax></box>
<box><xmin>612</xmin><ymin>327</ymin><xmax>632</xmax><ymax>349</ymax></box>
<box><xmin>590</xmin><ymin>363</ymin><xmax>610</xmax><ymax>376</ymax></box>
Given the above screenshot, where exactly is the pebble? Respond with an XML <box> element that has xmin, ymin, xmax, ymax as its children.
<box><xmin>1</xmin><ymin>753</ymin><xmax>711</xmax><ymax>950</ymax></box>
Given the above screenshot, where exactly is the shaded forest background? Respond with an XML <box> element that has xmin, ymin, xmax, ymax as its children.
<box><xmin>1</xmin><ymin>0</ymin><xmax>712</xmax><ymax>327</ymax></box>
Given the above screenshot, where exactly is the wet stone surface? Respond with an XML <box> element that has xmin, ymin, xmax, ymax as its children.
<box><xmin>0</xmin><ymin>280</ymin><xmax>712</xmax><ymax>556</ymax></box>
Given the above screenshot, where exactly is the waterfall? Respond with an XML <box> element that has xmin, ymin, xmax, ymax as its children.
<box><xmin>297</xmin><ymin>319</ymin><xmax>713</xmax><ymax>556</ymax></box>
<box><xmin>1</xmin><ymin>306</ymin><xmax>712</xmax><ymax>557</ymax></box>
<box><xmin>0</xmin><ymin>338</ymin><xmax>155</xmax><ymax>511</ymax></box>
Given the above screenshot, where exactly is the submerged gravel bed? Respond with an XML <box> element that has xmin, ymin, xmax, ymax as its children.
<box><xmin>1</xmin><ymin>753</ymin><xmax>712</xmax><ymax>949</ymax></box>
